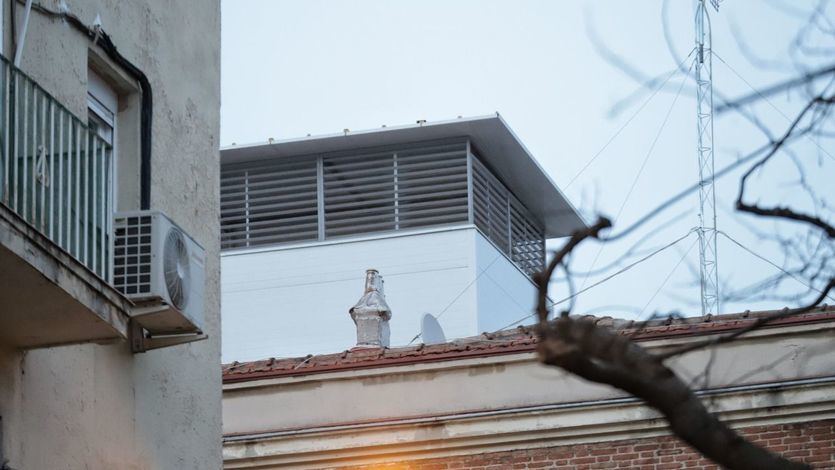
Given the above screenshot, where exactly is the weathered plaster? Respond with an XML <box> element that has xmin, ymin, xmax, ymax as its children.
<box><xmin>0</xmin><ymin>0</ymin><xmax>221</xmax><ymax>468</ymax></box>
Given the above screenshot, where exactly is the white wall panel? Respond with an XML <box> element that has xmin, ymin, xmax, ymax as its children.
<box><xmin>222</xmin><ymin>227</ymin><xmax>480</xmax><ymax>361</ymax></box>
<box><xmin>223</xmin><ymin>227</ymin><xmax>540</xmax><ymax>362</ymax></box>
<box><xmin>474</xmin><ymin>231</ymin><xmax>539</xmax><ymax>333</ymax></box>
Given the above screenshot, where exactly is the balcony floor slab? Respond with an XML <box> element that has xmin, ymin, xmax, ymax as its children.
<box><xmin>0</xmin><ymin>203</ymin><xmax>132</xmax><ymax>349</ymax></box>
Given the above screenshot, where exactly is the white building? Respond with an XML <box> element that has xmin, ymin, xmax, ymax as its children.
<box><xmin>220</xmin><ymin>115</ymin><xmax>585</xmax><ymax>361</ymax></box>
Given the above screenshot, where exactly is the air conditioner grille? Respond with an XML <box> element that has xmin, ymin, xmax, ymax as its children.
<box><xmin>114</xmin><ymin>216</ymin><xmax>153</xmax><ymax>295</ymax></box>
<box><xmin>163</xmin><ymin>227</ymin><xmax>190</xmax><ymax>310</ymax></box>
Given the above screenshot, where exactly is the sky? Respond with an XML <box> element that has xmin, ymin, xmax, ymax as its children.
<box><xmin>221</xmin><ymin>0</ymin><xmax>834</xmax><ymax>322</ymax></box>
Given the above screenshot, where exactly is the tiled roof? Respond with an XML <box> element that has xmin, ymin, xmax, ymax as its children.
<box><xmin>222</xmin><ymin>305</ymin><xmax>835</xmax><ymax>383</ymax></box>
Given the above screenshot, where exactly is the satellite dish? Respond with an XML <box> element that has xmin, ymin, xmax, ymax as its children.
<box><xmin>420</xmin><ymin>314</ymin><xmax>446</xmax><ymax>345</ymax></box>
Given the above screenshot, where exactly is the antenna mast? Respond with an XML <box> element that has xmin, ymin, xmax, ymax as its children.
<box><xmin>695</xmin><ymin>0</ymin><xmax>720</xmax><ymax>316</ymax></box>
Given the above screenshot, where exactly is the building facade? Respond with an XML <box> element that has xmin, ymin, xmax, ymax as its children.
<box><xmin>0</xmin><ymin>1</ymin><xmax>221</xmax><ymax>468</ymax></box>
<box><xmin>220</xmin><ymin>115</ymin><xmax>584</xmax><ymax>361</ymax></box>
<box><xmin>222</xmin><ymin>307</ymin><xmax>835</xmax><ymax>469</ymax></box>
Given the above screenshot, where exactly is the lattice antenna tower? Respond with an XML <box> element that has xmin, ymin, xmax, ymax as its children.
<box><xmin>695</xmin><ymin>0</ymin><xmax>720</xmax><ymax>316</ymax></box>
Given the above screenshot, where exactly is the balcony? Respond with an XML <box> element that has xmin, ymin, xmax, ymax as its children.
<box><xmin>0</xmin><ymin>56</ymin><xmax>131</xmax><ymax>348</ymax></box>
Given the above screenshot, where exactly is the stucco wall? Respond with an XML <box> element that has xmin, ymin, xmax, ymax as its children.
<box><xmin>0</xmin><ymin>1</ymin><xmax>221</xmax><ymax>468</ymax></box>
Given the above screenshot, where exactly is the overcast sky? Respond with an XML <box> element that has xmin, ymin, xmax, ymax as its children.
<box><xmin>221</xmin><ymin>1</ymin><xmax>834</xmax><ymax>322</ymax></box>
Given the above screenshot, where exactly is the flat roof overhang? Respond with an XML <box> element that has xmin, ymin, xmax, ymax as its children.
<box><xmin>221</xmin><ymin>114</ymin><xmax>585</xmax><ymax>238</ymax></box>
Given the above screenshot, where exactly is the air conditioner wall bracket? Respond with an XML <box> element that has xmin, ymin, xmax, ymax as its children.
<box><xmin>129</xmin><ymin>319</ymin><xmax>207</xmax><ymax>353</ymax></box>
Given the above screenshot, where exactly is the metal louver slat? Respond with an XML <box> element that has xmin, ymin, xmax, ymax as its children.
<box><xmin>399</xmin><ymin>212</ymin><xmax>468</xmax><ymax>229</ymax></box>
<box><xmin>220</xmin><ymin>155</ymin><xmax>318</xmax><ymax>249</ymax></box>
<box><xmin>321</xmin><ymin>141</ymin><xmax>469</xmax><ymax>239</ymax></box>
<box><xmin>222</xmin><ymin>212</ymin><xmax>319</xmax><ymax>230</ymax></box>
<box><xmin>222</xmin><ymin>229</ymin><xmax>319</xmax><ymax>249</ymax></box>
<box><xmin>471</xmin><ymin>154</ymin><xmax>545</xmax><ymax>276</ymax></box>
<box><xmin>396</xmin><ymin>143</ymin><xmax>467</xmax><ymax>231</ymax></box>
<box><xmin>223</xmin><ymin>195</ymin><xmax>318</xmax><ymax>213</ymax></box>
<box><xmin>509</xmin><ymin>188</ymin><xmax>545</xmax><ymax>276</ymax></box>
<box><xmin>222</xmin><ymin>166</ymin><xmax>316</xmax><ymax>185</ymax></box>
<box><xmin>323</xmin><ymin>150</ymin><xmax>395</xmax><ymax>238</ymax></box>
<box><xmin>224</xmin><ymin>180</ymin><xmax>317</xmax><ymax>199</ymax></box>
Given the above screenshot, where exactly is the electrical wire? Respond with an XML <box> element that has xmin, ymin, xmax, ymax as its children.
<box><xmin>713</xmin><ymin>51</ymin><xmax>835</xmax><ymax>163</ymax></box>
<box><xmin>637</xmin><ymin>235</ymin><xmax>699</xmax><ymax>318</ymax></box>
<box><xmin>576</xmin><ymin>58</ymin><xmax>695</xmax><ymax>297</ymax></box>
<box><xmin>25</xmin><ymin>0</ymin><xmax>155</xmax><ymax>209</ymax></box>
<box><xmin>600</xmin><ymin>139</ymin><xmax>775</xmax><ymax>243</ymax></box>
<box><xmin>407</xmin><ymin>253</ymin><xmax>503</xmax><ymax>345</ymax></box>
<box><xmin>495</xmin><ymin>229</ymin><xmax>697</xmax><ymax>332</ymax></box>
<box><xmin>564</xmin><ymin>48</ymin><xmax>697</xmax><ymax>190</ymax></box>
<box><xmin>718</xmin><ymin>230</ymin><xmax>835</xmax><ymax>302</ymax></box>
<box><xmin>482</xmin><ymin>271</ymin><xmax>535</xmax><ymax>320</ymax></box>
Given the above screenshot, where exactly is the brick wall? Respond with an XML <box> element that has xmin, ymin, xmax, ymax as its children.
<box><xmin>336</xmin><ymin>420</ymin><xmax>835</xmax><ymax>469</ymax></box>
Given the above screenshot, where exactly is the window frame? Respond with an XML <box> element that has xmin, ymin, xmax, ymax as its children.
<box><xmin>87</xmin><ymin>68</ymin><xmax>118</xmax><ymax>282</ymax></box>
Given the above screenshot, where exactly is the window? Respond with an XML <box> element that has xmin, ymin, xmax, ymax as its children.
<box><xmin>87</xmin><ymin>69</ymin><xmax>116</xmax><ymax>145</ymax></box>
<box><xmin>85</xmin><ymin>69</ymin><xmax>116</xmax><ymax>277</ymax></box>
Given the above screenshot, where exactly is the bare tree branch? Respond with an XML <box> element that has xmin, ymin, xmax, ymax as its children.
<box><xmin>736</xmin><ymin>94</ymin><xmax>835</xmax><ymax>237</ymax></box>
<box><xmin>534</xmin><ymin>313</ymin><xmax>811</xmax><ymax>470</ymax></box>
<box><xmin>535</xmin><ymin>6</ymin><xmax>835</xmax><ymax>468</ymax></box>
<box><xmin>534</xmin><ymin>217</ymin><xmax>612</xmax><ymax>322</ymax></box>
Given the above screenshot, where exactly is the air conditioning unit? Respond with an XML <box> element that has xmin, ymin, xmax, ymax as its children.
<box><xmin>113</xmin><ymin>211</ymin><xmax>205</xmax><ymax>337</ymax></box>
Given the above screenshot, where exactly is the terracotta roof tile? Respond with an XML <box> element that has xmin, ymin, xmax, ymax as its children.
<box><xmin>223</xmin><ymin>305</ymin><xmax>835</xmax><ymax>383</ymax></box>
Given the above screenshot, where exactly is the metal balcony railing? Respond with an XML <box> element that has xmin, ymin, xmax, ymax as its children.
<box><xmin>0</xmin><ymin>56</ymin><xmax>113</xmax><ymax>281</ymax></box>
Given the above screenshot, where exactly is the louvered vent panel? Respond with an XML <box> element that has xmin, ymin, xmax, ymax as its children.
<box><xmin>219</xmin><ymin>139</ymin><xmax>544</xmax><ymax>273</ymax></box>
<box><xmin>323</xmin><ymin>151</ymin><xmax>396</xmax><ymax>237</ymax></box>
<box><xmin>220</xmin><ymin>157</ymin><xmax>319</xmax><ymax>249</ymax></box>
<box><xmin>472</xmin><ymin>156</ymin><xmax>544</xmax><ymax>276</ymax></box>
<box><xmin>472</xmin><ymin>159</ymin><xmax>491</xmax><ymax>235</ymax></box>
<box><xmin>395</xmin><ymin>142</ymin><xmax>469</xmax><ymax>229</ymax></box>
<box><xmin>510</xmin><ymin>198</ymin><xmax>545</xmax><ymax>275</ymax></box>
<box><xmin>472</xmin><ymin>157</ymin><xmax>509</xmax><ymax>251</ymax></box>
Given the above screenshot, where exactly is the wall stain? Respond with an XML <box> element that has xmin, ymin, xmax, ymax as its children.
<box><xmin>361</xmin><ymin>371</ymin><xmax>438</xmax><ymax>386</ymax></box>
<box><xmin>468</xmin><ymin>364</ymin><xmax>505</xmax><ymax>376</ymax></box>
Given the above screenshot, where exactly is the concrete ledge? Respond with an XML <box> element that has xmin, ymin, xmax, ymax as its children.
<box><xmin>0</xmin><ymin>202</ymin><xmax>132</xmax><ymax>348</ymax></box>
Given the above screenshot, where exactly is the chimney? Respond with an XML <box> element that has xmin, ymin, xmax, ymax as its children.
<box><xmin>349</xmin><ymin>269</ymin><xmax>392</xmax><ymax>348</ymax></box>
